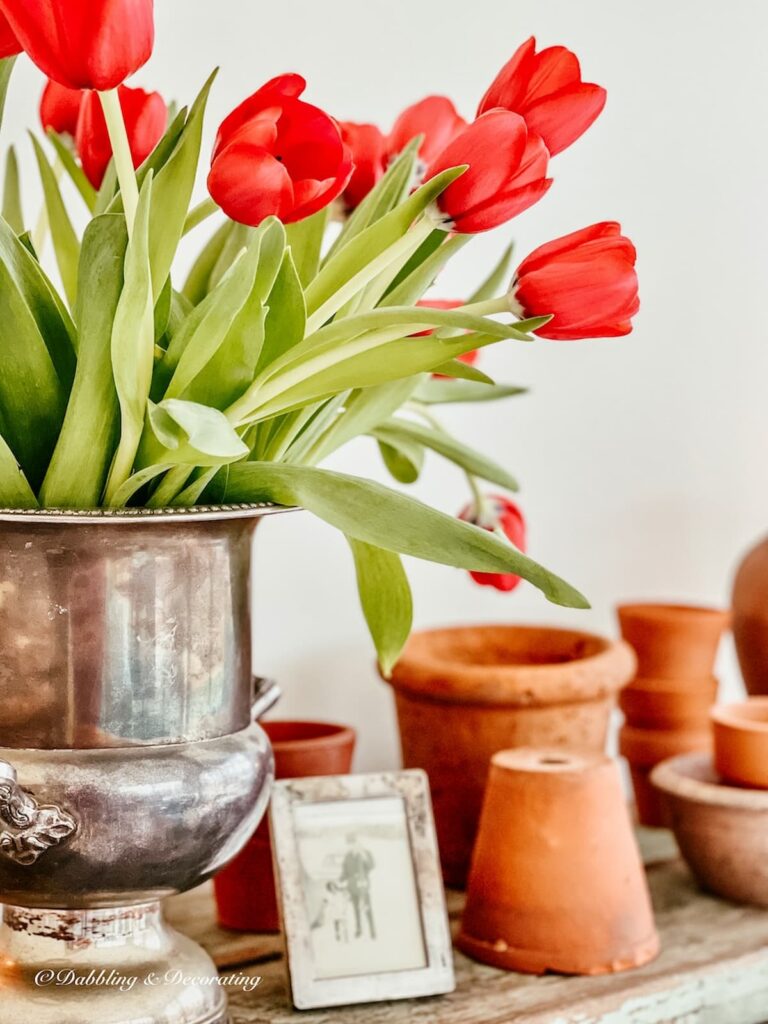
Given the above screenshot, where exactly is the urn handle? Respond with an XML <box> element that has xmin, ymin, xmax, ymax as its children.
<box><xmin>251</xmin><ymin>677</ymin><xmax>281</xmax><ymax>721</ymax></box>
<box><xmin>0</xmin><ymin>760</ymin><xmax>77</xmax><ymax>867</ymax></box>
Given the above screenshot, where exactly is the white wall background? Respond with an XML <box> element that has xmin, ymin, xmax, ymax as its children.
<box><xmin>5</xmin><ymin>0</ymin><xmax>768</xmax><ymax>769</ymax></box>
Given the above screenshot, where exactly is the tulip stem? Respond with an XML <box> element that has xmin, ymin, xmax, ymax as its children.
<box><xmin>183</xmin><ymin>197</ymin><xmax>219</xmax><ymax>236</ymax></box>
<box><xmin>458</xmin><ymin>296</ymin><xmax>512</xmax><ymax>318</ymax></box>
<box><xmin>99</xmin><ymin>89</ymin><xmax>139</xmax><ymax>236</ymax></box>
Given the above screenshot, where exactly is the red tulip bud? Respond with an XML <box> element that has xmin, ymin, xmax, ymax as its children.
<box><xmin>76</xmin><ymin>85</ymin><xmax>167</xmax><ymax>189</ymax></box>
<box><xmin>425</xmin><ymin>110</ymin><xmax>552</xmax><ymax>234</ymax></box>
<box><xmin>459</xmin><ymin>495</ymin><xmax>527</xmax><ymax>591</ymax></box>
<box><xmin>388</xmin><ymin>96</ymin><xmax>467</xmax><ymax>167</ymax></box>
<box><xmin>512</xmin><ymin>222</ymin><xmax>639</xmax><ymax>340</ymax></box>
<box><xmin>0</xmin><ymin>0</ymin><xmax>155</xmax><ymax>91</ymax></box>
<box><xmin>478</xmin><ymin>36</ymin><xmax>607</xmax><ymax>157</ymax></box>
<box><xmin>40</xmin><ymin>79</ymin><xmax>84</xmax><ymax>137</ymax></box>
<box><xmin>208</xmin><ymin>74</ymin><xmax>353</xmax><ymax>228</ymax></box>
<box><xmin>339</xmin><ymin>121</ymin><xmax>387</xmax><ymax>210</ymax></box>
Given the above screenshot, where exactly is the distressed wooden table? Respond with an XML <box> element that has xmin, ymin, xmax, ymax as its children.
<box><xmin>166</xmin><ymin>834</ymin><xmax>768</xmax><ymax>1024</ymax></box>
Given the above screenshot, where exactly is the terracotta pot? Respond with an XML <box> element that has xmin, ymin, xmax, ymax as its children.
<box><xmin>213</xmin><ymin>721</ymin><xmax>356</xmax><ymax>932</ymax></box>
<box><xmin>457</xmin><ymin>748</ymin><xmax>659</xmax><ymax>975</ymax></box>
<box><xmin>620</xmin><ymin>677</ymin><xmax>719</xmax><ymax>730</ymax></box>
<box><xmin>712</xmin><ymin>699</ymin><xmax>768</xmax><ymax>789</ymax></box>
<box><xmin>386</xmin><ymin>625</ymin><xmax>636</xmax><ymax>886</ymax></box>
<box><xmin>733</xmin><ymin>535</ymin><xmax>768</xmax><ymax>695</ymax></box>
<box><xmin>617</xmin><ymin>603</ymin><xmax>730</xmax><ymax>679</ymax></box>
<box><xmin>652</xmin><ymin>753</ymin><xmax>768</xmax><ymax>906</ymax></box>
<box><xmin>620</xmin><ymin>723</ymin><xmax>710</xmax><ymax>828</ymax></box>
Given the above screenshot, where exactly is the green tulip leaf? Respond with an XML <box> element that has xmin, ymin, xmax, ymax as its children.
<box><xmin>182</xmin><ymin>219</ymin><xmax>232</xmax><ymax>304</ymax></box>
<box><xmin>2</xmin><ymin>146</ymin><xmax>22</xmax><ymax>233</ymax></box>
<box><xmin>257</xmin><ymin>249</ymin><xmax>306</xmax><ymax>373</ymax></box>
<box><xmin>469</xmin><ymin>242</ymin><xmax>515</xmax><ymax>303</ymax></box>
<box><xmin>219</xmin><ymin>462</ymin><xmax>589</xmax><ymax>609</ymax></box>
<box><xmin>347</xmin><ymin>537</ymin><xmax>413</xmax><ymax>678</ymax></box>
<box><xmin>286</xmin><ymin>207</ymin><xmax>329</xmax><ymax>287</ymax></box>
<box><xmin>376</xmin><ymin>418</ymin><xmax>519</xmax><ymax>491</ymax></box>
<box><xmin>139</xmin><ymin>399</ymin><xmax>249</xmax><ymax>467</ymax></box>
<box><xmin>30</xmin><ymin>133</ymin><xmax>80</xmax><ymax>308</ymax></box>
<box><xmin>0</xmin><ymin>431</ymin><xmax>37</xmax><ymax>508</ymax></box>
<box><xmin>377</xmin><ymin>436</ymin><xmax>424</xmax><ymax>484</ymax></box>
<box><xmin>40</xmin><ymin>214</ymin><xmax>127</xmax><ymax>507</ymax></box>
<box><xmin>46</xmin><ymin>130</ymin><xmax>97</xmax><ymax>212</ymax></box>
<box><xmin>413</xmin><ymin>379</ymin><xmax>527</xmax><ymax>404</ymax></box>
<box><xmin>430</xmin><ymin>360</ymin><xmax>495</xmax><ymax>384</ymax></box>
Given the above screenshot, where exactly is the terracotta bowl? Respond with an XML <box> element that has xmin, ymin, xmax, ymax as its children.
<box><xmin>712</xmin><ymin>699</ymin><xmax>768</xmax><ymax>789</ymax></box>
<box><xmin>620</xmin><ymin>676</ymin><xmax>719</xmax><ymax>729</ymax></box>
<box><xmin>652</xmin><ymin>753</ymin><xmax>768</xmax><ymax>907</ymax></box>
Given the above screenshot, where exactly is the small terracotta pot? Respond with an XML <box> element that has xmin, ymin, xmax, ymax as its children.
<box><xmin>213</xmin><ymin>720</ymin><xmax>356</xmax><ymax>932</ymax></box>
<box><xmin>386</xmin><ymin>625</ymin><xmax>636</xmax><ymax>886</ymax></box>
<box><xmin>620</xmin><ymin>723</ymin><xmax>711</xmax><ymax>828</ymax></box>
<box><xmin>652</xmin><ymin>753</ymin><xmax>768</xmax><ymax>906</ymax></box>
<box><xmin>712</xmin><ymin>699</ymin><xmax>768</xmax><ymax>789</ymax></box>
<box><xmin>458</xmin><ymin>748</ymin><xmax>659</xmax><ymax>975</ymax></box>
<box><xmin>617</xmin><ymin>603</ymin><xmax>730</xmax><ymax>679</ymax></box>
<box><xmin>620</xmin><ymin>677</ymin><xmax>718</xmax><ymax>730</ymax></box>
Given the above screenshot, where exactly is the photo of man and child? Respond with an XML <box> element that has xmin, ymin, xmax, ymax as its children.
<box><xmin>292</xmin><ymin>796</ymin><xmax>428</xmax><ymax>980</ymax></box>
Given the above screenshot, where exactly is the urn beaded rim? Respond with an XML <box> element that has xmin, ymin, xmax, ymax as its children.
<box><xmin>0</xmin><ymin>502</ymin><xmax>294</xmax><ymax>525</ymax></box>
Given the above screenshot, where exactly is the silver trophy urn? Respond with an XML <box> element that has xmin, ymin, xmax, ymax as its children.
<box><xmin>0</xmin><ymin>505</ymin><xmax>284</xmax><ymax>1024</ymax></box>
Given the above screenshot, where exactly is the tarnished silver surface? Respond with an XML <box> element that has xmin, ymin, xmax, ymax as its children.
<box><xmin>0</xmin><ymin>505</ymin><xmax>288</xmax><ymax>749</ymax></box>
<box><xmin>0</xmin><ymin>901</ymin><xmax>229</xmax><ymax>1024</ymax></box>
<box><xmin>0</xmin><ymin>761</ymin><xmax>77</xmax><ymax>867</ymax></box>
<box><xmin>0</xmin><ymin>506</ymin><xmax>287</xmax><ymax>1022</ymax></box>
<box><xmin>0</xmin><ymin>722</ymin><xmax>273</xmax><ymax>908</ymax></box>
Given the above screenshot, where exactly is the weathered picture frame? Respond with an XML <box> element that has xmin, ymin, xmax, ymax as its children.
<box><xmin>270</xmin><ymin>769</ymin><xmax>455</xmax><ymax>1010</ymax></box>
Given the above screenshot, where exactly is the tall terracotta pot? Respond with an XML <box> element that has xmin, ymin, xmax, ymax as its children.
<box><xmin>386</xmin><ymin>625</ymin><xmax>636</xmax><ymax>886</ymax></box>
<box><xmin>733</xmin><ymin>536</ymin><xmax>768</xmax><ymax>695</ymax></box>
<box><xmin>213</xmin><ymin>720</ymin><xmax>356</xmax><ymax>932</ymax></box>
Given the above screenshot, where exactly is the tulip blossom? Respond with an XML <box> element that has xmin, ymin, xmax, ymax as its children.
<box><xmin>425</xmin><ymin>110</ymin><xmax>551</xmax><ymax>234</ymax></box>
<box><xmin>208</xmin><ymin>74</ymin><xmax>353</xmax><ymax>227</ymax></box>
<box><xmin>0</xmin><ymin>10</ymin><xmax>19</xmax><ymax>58</ymax></box>
<box><xmin>459</xmin><ymin>495</ymin><xmax>527</xmax><ymax>591</ymax></box>
<box><xmin>415</xmin><ymin>299</ymin><xmax>479</xmax><ymax>374</ymax></box>
<box><xmin>339</xmin><ymin>121</ymin><xmax>387</xmax><ymax>210</ymax></box>
<box><xmin>511</xmin><ymin>222</ymin><xmax>639</xmax><ymax>340</ymax></box>
<box><xmin>76</xmin><ymin>84</ymin><xmax>166</xmax><ymax>188</ymax></box>
<box><xmin>39</xmin><ymin>80</ymin><xmax>84</xmax><ymax>137</ymax></box>
<box><xmin>0</xmin><ymin>0</ymin><xmax>154</xmax><ymax>91</ymax></box>
<box><xmin>388</xmin><ymin>96</ymin><xmax>467</xmax><ymax>166</ymax></box>
<box><xmin>478</xmin><ymin>37</ymin><xmax>607</xmax><ymax>157</ymax></box>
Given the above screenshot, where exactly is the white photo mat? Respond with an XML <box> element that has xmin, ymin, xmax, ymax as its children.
<box><xmin>270</xmin><ymin>769</ymin><xmax>455</xmax><ymax>1010</ymax></box>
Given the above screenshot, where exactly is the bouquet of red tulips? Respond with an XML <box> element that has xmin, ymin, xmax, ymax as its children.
<box><xmin>0</xmin><ymin>2</ymin><xmax>639</xmax><ymax>670</ymax></box>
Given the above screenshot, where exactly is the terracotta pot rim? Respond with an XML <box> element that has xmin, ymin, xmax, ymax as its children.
<box><xmin>651</xmin><ymin>753</ymin><xmax>768</xmax><ymax>810</ymax></box>
<box><xmin>456</xmin><ymin>927</ymin><xmax>660</xmax><ymax>976</ymax></box>
<box><xmin>618</xmin><ymin>602</ymin><xmax>731</xmax><ymax>626</ymax></box>
<box><xmin>261</xmin><ymin>720</ymin><xmax>357</xmax><ymax>751</ymax></box>
<box><xmin>711</xmin><ymin>699</ymin><xmax>768</xmax><ymax>733</ymax></box>
<box><xmin>387</xmin><ymin>624</ymin><xmax>636</xmax><ymax>707</ymax></box>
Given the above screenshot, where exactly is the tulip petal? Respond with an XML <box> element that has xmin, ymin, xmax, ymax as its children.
<box><xmin>453</xmin><ymin>177</ymin><xmax>553</xmax><ymax>233</ymax></box>
<box><xmin>388</xmin><ymin>95</ymin><xmax>467</xmax><ymax>164</ymax></box>
<box><xmin>208</xmin><ymin>145</ymin><xmax>294</xmax><ymax>227</ymax></box>
<box><xmin>516</xmin><ymin>221</ymin><xmax>623</xmax><ymax>275</ymax></box>
<box><xmin>477</xmin><ymin>36</ymin><xmax>537</xmax><ymax>115</ymax></box>
<box><xmin>523</xmin><ymin>46</ymin><xmax>582</xmax><ymax>102</ymax></box>
<box><xmin>525</xmin><ymin>83</ymin><xmax>607</xmax><ymax>156</ymax></box>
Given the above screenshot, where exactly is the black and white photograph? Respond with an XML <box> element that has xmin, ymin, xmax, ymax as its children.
<box><xmin>295</xmin><ymin>796</ymin><xmax>427</xmax><ymax>979</ymax></box>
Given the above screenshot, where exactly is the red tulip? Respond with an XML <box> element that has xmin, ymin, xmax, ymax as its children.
<box><xmin>512</xmin><ymin>222</ymin><xmax>639</xmax><ymax>340</ymax></box>
<box><xmin>76</xmin><ymin>84</ymin><xmax>166</xmax><ymax>189</ymax></box>
<box><xmin>425</xmin><ymin>110</ymin><xmax>551</xmax><ymax>234</ymax></box>
<box><xmin>339</xmin><ymin>121</ymin><xmax>387</xmax><ymax>210</ymax></box>
<box><xmin>459</xmin><ymin>495</ymin><xmax>527</xmax><ymax>592</ymax></box>
<box><xmin>0</xmin><ymin>10</ymin><xmax>19</xmax><ymax>58</ymax></box>
<box><xmin>415</xmin><ymin>299</ymin><xmax>479</xmax><ymax>375</ymax></box>
<box><xmin>40</xmin><ymin>79</ymin><xmax>84</xmax><ymax>136</ymax></box>
<box><xmin>0</xmin><ymin>0</ymin><xmax>154</xmax><ymax>91</ymax></box>
<box><xmin>388</xmin><ymin>96</ymin><xmax>467</xmax><ymax>166</ymax></box>
<box><xmin>208</xmin><ymin>74</ymin><xmax>353</xmax><ymax>227</ymax></box>
<box><xmin>478</xmin><ymin>37</ymin><xmax>607</xmax><ymax>157</ymax></box>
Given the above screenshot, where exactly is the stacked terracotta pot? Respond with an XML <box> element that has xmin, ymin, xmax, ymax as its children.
<box><xmin>617</xmin><ymin>603</ymin><xmax>730</xmax><ymax>827</ymax></box>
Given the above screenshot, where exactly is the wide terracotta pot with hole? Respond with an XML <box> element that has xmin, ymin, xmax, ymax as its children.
<box><xmin>620</xmin><ymin>676</ymin><xmax>719</xmax><ymax>730</ymax></box>
<box><xmin>458</xmin><ymin>748</ymin><xmax>659</xmax><ymax>975</ymax></box>
<box><xmin>712</xmin><ymin>699</ymin><xmax>768</xmax><ymax>789</ymax></box>
<box><xmin>617</xmin><ymin>603</ymin><xmax>729</xmax><ymax>679</ymax></box>
<box><xmin>386</xmin><ymin>625</ymin><xmax>636</xmax><ymax>886</ymax></box>
<box><xmin>652</xmin><ymin>753</ymin><xmax>768</xmax><ymax>906</ymax></box>
<box><xmin>213</xmin><ymin>721</ymin><xmax>356</xmax><ymax>932</ymax></box>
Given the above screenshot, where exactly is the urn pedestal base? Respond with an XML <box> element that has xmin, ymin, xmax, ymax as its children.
<box><xmin>0</xmin><ymin>901</ymin><xmax>229</xmax><ymax>1024</ymax></box>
